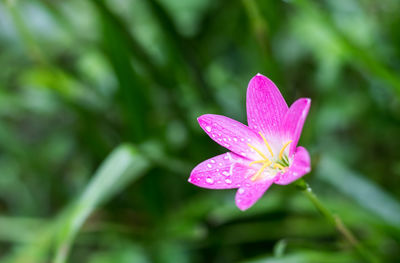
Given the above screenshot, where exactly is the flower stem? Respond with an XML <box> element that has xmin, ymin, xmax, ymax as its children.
<box><xmin>295</xmin><ymin>178</ymin><xmax>380</xmax><ymax>263</ymax></box>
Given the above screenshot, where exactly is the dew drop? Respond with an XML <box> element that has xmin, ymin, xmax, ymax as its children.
<box><xmin>210</xmin><ymin>160</ymin><xmax>216</xmax><ymax>163</ymax></box>
<box><xmin>238</xmin><ymin>188</ymin><xmax>245</xmax><ymax>194</ymax></box>
<box><xmin>206</xmin><ymin>177</ymin><xmax>214</xmax><ymax>184</ymax></box>
<box><xmin>222</xmin><ymin>171</ymin><xmax>229</xmax><ymax>176</ymax></box>
<box><xmin>225</xmin><ymin>179</ymin><xmax>232</xmax><ymax>184</ymax></box>
<box><xmin>207</xmin><ymin>164</ymin><xmax>212</xmax><ymax>168</ymax></box>
<box><xmin>233</xmin><ymin>138</ymin><xmax>238</xmax><ymax>142</ymax></box>
<box><xmin>205</xmin><ymin>126</ymin><xmax>212</xmax><ymax>132</ymax></box>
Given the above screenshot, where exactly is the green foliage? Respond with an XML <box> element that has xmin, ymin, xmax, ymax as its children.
<box><xmin>0</xmin><ymin>0</ymin><xmax>399</xmax><ymax>262</ymax></box>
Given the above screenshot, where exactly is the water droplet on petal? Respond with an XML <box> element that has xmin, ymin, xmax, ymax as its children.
<box><xmin>222</xmin><ymin>171</ymin><xmax>229</xmax><ymax>176</ymax></box>
<box><xmin>225</xmin><ymin>179</ymin><xmax>232</xmax><ymax>184</ymax></box>
<box><xmin>207</xmin><ymin>164</ymin><xmax>212</xmax><ymax>168</ymax></box>
<box><xmin>205</xmin><ymin>126</ymin><xmax>212</xmax><ymax>132</ymax></box>
<box><xmin>238</xmin><ymin>188</ymin><xmax>244</xmax><ymax>194</ymax></box>
<box><xmin>210</xmin><ymin>160</ymin><xmax>215</xmax><ymax>163</ymax></box>
<box><xmin>206</xmin><ymin>177</ymin><xmax>214</xmax><ymax>184</ymax></box>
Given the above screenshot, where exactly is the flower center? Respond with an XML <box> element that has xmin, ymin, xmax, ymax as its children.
<box><xmin>247</xmin><ymin>132</ymin><xmax>292</xmax><ymax>181</ymax></box>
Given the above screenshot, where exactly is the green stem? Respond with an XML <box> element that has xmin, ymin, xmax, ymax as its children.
<box><xmin>295</xmin><ymin>179</ymin><xmax>380</xmax><ymax>263</ymax></box>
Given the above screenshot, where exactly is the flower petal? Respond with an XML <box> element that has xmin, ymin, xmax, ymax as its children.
<box><xmin>281</xmin><ymin>98</ymin><xmax>311</xmax><ymax>155</ymax></box>
<box><xmin>189</xmin><ymin>152</ymin><xmax>252</xmax><ymax>189</ymax></box>
<box><xmin>274</xmin><ymin>146</ymin><xmax>311</xmax><ymax>185</ymax></box>
<box><xmin>246</xmin><ymin>74</ymin><xmax>288</xmax><ymax>137</ymax></box>
<box><xmin>198</xmin><ymin>114</ymin><xmax>263</xmax><ymax>159</ymax></box>
<box><xmin>235</xmin><ymin>178</ymin><xmax>274</xmax><ymax>210</ymax></box>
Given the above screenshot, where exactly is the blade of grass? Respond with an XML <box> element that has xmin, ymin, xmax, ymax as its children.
<box><xmin>90</xmin><ymin>0</ymin><xmax>203</xmax><ymax>122</ymax></box>
<box><xmin>100</xmin><ymin>13</ymin><xmax>150</xmax><ymax>141</ymax></box>
<box><xmin>146</xmin><ymin>0</ymin><xmax>215</xmax><ymax>104</ymax></box>
<box><xmin>52</xmin><ymin>144</ymin><xmax>151</xmax><ymax>263</ymax></box>
<box><xmin>293</xmin><ymin>0</ymin><xmax>400</xmax><ymax>97</ymax></box>
<box><xmin>317</xmin><ymin>155</ymin><xmax>400</xmax><ymax>229</ymax></box>
<box><xmin>90</xmin><ymin>0</ymin><xmax>175</xmax><ymax>89</ymax></box>
<box><xmin>0</xmin><ymin>144</ymin><xmax>150</xmax><ymax>263</ymax></box>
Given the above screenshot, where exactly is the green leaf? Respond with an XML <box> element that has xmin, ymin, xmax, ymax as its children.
<box><xmin>241</xmin><ymin>250</ymin><xmax>356</xmax><ymax>263</ymax></box>
<box><xmin>317</xmin><ymin>156</ymin><xmax>400</xmax><ymax>228</ymax></box>
<box><xmin>0</xmin><ymin>144</ymin><xmax>150</xmax><ymax>263</ymax></box>
<box><xmin>52</xmin><ymin>144</ymin><xmax>151</xmax><ymax>263</ymax></box>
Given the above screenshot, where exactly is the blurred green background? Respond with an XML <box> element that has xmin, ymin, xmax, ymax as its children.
<box><xmin>0</xmin><ymin>0</ymin><xmax>400</xmax><ymax>262</ymax></box>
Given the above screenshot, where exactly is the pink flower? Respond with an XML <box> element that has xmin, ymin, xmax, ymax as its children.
<box><xmin>188</xmin><ymin>73</ymin><xmax>311</xmax><ymax>210</ymax></box>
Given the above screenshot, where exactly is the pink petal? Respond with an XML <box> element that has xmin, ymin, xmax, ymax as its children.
<box><xmin>246</xmin><ymin>74</ymin><xmax>288</xmax><ymax>137</ymax></box>
<box><xmin>281</xmin><ymin>98</ymin><xmax>311</xmax><ymax>155</ymax></box>
<box><xmin>235</xmin><ymin>178</ymin><xmax>274</xmax><ymax>210</ymax></box>
<box><xmin>198</xmin><ymin>114</ymin><xmax>263</xmax><ymax>159</ymax></box>
<box><xmin>274</xmin><ymin>146</ymin><xmax>311</xmax><ymax>185</ymax></box>
<box><xmin>189</xmin><ymin>152</ymin><xmax>252</xmax><ymax>189</ymax></box>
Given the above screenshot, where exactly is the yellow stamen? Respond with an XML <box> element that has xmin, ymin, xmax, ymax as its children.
<box><xmin>279</xmin><ymin>140</ymin><xmax>292</xmax><ymax>160</ymax></box>
<box><xmin>251</xmin><ymin>163</ymin><xmax>269</xmax><ymax>181</ymax></box>
<box><xmin>273</xmin><ymin>163</ymin><xmax>285</xmax><ymax>170</ymax></box>
<box><xmin>259</xmin><ymin>132</ymin><xmax>274</xmax><ymax>157</ymax></box>
<box><xmin>247</xmin><ymin>143</ymin><xmax>270</xmax><ymax>162</ymax></box>
<box><xmin>249</xmin><ymin>160</ymin><xmax>266</xmax><ymax>166</ymax></box>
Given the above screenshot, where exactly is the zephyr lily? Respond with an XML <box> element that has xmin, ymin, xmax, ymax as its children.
<box><xmin>188</xmin><ymin>74</ymin><xmax>311</xmax><ymax>210</ymax></box>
